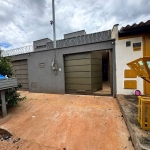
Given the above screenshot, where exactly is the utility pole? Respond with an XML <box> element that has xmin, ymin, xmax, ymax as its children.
<box><xmin>50</xmin><ymin>0</ymin><xmax>57</xmax><ymax>75</ymax></box>
<box><xmin>52</xmin><ymin>0</ymin><xmax>56</xmax><ymax>48</ymax></box>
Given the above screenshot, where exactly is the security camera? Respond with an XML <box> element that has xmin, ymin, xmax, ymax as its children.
<box><xmin>50</xmin><ymin>20</ymin><xmax>53</xmax><ymax>25</ymax></box>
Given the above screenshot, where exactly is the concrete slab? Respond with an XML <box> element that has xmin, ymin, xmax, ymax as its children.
<box><xmin>117</xmin><ymin>95</ymin><xmax>150</xmax><ymax>150</ymax></box>
<box><xmin>0</xmin><ymin>92</ymin><xmax>134</xmax><ymax>150</ymax></box>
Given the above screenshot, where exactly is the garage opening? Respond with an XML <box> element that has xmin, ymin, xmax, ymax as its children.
<box><xmin>12</xmin><ymin>60</ymin><xmax>29</xmax><ymax>90</ymax></box>
<box><xmin>64</xmin><ymin>50</ymin><xmax>112</xmax><ymax>96</ymax></box>
<box><xmin>93</xmin><ymin>50</ymin><xmax>111</xmax><ymax>95</ymax></box>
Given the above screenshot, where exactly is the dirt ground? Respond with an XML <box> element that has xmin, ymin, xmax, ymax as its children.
<box><xmin>0</xmin><ymin>91</ymin><xmax>134</xmax><ymax>150</ymax></box>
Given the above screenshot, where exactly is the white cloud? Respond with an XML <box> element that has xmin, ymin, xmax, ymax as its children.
<box><xmin>0</xmin><ymin>0</ymin><xmax>150</xmax><ymax>50</ymax></box>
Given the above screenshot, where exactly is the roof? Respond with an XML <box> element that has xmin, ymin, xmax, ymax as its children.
<box><xmin>119</xmin><ymin>20</ymin><xmax>150</xmax><ymax>37</ymax></box>
<box><xmin>120</xmin><ymin>20</ymin><xmax>150</xmax><ymax>30</ymax></box>
<box><xmin>33</xmin><ymin>38</ymin><xmax>52</xmax><ymax>42</ymax></box>
<box><xmin>64</xmin><ymin>30</ymin><xmax>86</xmax><ymax>36</ymax></box>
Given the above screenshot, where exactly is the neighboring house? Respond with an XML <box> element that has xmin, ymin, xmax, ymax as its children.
<box><xmin>113</xmin><ymin>20</ymin><xmax>150</xmax><ymax>95</ymax></box>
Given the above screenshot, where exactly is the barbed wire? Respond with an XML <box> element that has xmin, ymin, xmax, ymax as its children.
<box><xmin>1</xmin><ymin>45</ymin><xmax>33</xmax><ymax>57</ymax></box>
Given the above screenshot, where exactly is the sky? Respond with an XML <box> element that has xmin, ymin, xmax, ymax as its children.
<box><xmin>0</xmin><ymin>0</ymin><xmax>150</xmax><ymax>50</ymax></box>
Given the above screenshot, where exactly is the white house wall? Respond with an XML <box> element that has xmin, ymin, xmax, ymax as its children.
<box><xmin>116</xmin><ymin>37</ymin><xmax>143</xmax><ymax>95</ymax></box>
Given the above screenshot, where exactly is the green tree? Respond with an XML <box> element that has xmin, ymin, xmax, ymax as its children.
<box><xmin>0</xmin><ymin>50</ymin><xmax>26</xmax><ymax>106</ymax></box>
<box><xmin>0</xmin><ymin>54</ymin><xmax>13</xmax><ymax>77</ymax></box>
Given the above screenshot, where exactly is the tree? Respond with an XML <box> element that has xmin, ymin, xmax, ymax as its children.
<box><xmin>0</xmin><ymin>51</ymin><xmax>26</xmax><ymax>106</ymax></box>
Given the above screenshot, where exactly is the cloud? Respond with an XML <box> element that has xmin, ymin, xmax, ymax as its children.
<box><xmin>0</xmin><ymin>0</ymin><xmax>149</xmax><ymax>50</ymax></box>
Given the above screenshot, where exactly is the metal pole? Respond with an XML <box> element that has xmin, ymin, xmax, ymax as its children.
<box><xmin>1</xmin><ymin>90</ymin><xmax>7</xmax><ymax>117</ymax></box>
<box><xmin>52</xmin><ymin>0</ymin><xmax>56</xmax><ymax>48</ymax></box>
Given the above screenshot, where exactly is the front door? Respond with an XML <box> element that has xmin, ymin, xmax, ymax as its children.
<box><xmin>143</xmin><ymin>35</ymin><xmax>150</xmax><ymax>95</ymax></box>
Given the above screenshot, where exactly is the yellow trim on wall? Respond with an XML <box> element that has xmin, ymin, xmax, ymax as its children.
<box><xmin>133</xmin><ymin>47</ymin><xmax>141</xmax><ymax>51</ymax></box>
<box><xmin>119</xmin><ymin>34</ymin><xmax>144</xmax><ymax>40</ymax></box>
<box><xmin>124</xmin><ymin>69</ymin><xmax>137</xmax><ymax>78</ymax></box>
<box><xmin>143</xmin><ymin>35</ymin><xmax>150</xmax><ymax>95</ymax></box>
<box><xmin>143</xmin><ymin>36</ymin><xmax>146</xmax><ymax>94</ymax></box>
<box><xmin>124</xmin><ymin>80</ymin><xmax>137</xmax><ymax>89</ymax></box>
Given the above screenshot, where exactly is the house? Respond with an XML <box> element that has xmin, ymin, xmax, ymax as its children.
<box><xmin>112</xmin><ymin>20</ymin><xmax>150</xmax><ymax>95</ymax></box>
<box><xmin>2</xmin><ymin>20</ymin><xmax>149</xmax><ymax>97</ymax></box>
<box><xmin>7</xmin><ymin>30</ymin><xmax>116</xmax><ymax>96</ymax></box>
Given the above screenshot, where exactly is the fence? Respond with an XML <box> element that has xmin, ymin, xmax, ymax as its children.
<box><xmin>1</xmin><ymin>45</ymin><xmax>33</xmax><ymax>57</ymax></box>
<box><xmin>1</xmin><ymin>30</ymin><xmax>111</xmax><ymax>57</ymax></box>
<box><xmin>47</xmin><ymin>30</ymin><xmax>111</xmax><ymax>49</ymax></box>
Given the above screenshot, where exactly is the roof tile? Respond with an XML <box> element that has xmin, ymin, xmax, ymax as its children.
<box><xmin>120</xmin><ymin>20</ymin><xmax>150</xmax><ymax>31</ymax></box>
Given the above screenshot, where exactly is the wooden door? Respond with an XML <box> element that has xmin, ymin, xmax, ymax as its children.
<box><xmin>143</xmin><ymin>35</ymin><xmax>150</xmax><ymax>95</ymax></box>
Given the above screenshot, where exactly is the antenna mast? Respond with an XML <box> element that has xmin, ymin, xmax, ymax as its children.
<box><xmin>52</xmin><ymin>0</ymin><xmax>56</xmax><ymax>48</ymax></box>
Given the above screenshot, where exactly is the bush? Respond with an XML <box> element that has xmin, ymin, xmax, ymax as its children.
<box><xmin>5</xmin><ymin>83</ymin><xmax>26</xmax><ymax>106</ymax></box>
<box><xmin>0</xmin><ymin>51</ymin><xmax>26</xmax><ymax>106</ymax></box>
<box><xmin>0</xmin><ymin>56</ymin><xmax>13</xmax><ymax>77</ymax></box>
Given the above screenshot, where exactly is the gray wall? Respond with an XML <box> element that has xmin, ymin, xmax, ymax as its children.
<box><xmin>33</xmin><ymin>38</ymin><xmax>52</xmax><ymax>52</ymax></box>
<box><xmin>12</xmin><ymin>39</ymin><xmax>116</xmax><ymax>97</ymax></box>
<box><xmin>64</xmin><ymin>30</ymin><xmax>86</xmax><ymax>39</ymax></box>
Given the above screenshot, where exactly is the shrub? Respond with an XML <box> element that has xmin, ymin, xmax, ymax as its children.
<box><xmin>0</xmin><ymin>51</ymin><xmax>26</xmax><ymax>106</ymax></box>
<box><xmin>0</xmin><ymin>55</ymin><xmax>13</xmax><ymax>77</ymax></box>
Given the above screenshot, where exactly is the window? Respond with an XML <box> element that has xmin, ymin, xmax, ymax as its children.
<box><xmin>36</xmin><ymin>45</ymin><xmax>46</xmax><ymax>49</ymax></box>
<box><xmin>126</xmin><ymin>41</ymin><xmax>131</xmax><ymax>47</ymax></box>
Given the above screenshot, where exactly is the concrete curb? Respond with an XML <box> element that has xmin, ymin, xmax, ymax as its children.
<box><xmin>116</xmin><ymin>95</ymin><xmax>149</xmax><ymax>150</ymax></box>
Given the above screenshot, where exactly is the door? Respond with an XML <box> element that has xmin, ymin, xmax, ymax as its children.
<box><xmin>12</xmin><ymin>60</ymin><xmax>29</xmax><ymax>90</ymax></box>
<box><xmin>143</xmin><ymin>35</ymin><xmax>150</xmax><ymax>95</ymax></box>
<box><xmin>64</xmin><ymin>52</ymin><xmax>102</xmax><ymax>94</ymax></box>
<box><xmin>64</xmin><ymin>52</ymin><xmax>91</xmax><ymax>93</ymax></box>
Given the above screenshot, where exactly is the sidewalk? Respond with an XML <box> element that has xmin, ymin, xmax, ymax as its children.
<box><xmin>117</xmin><ymin>95</ymin><xmax>150</xmax><ymax>150</ymax></box>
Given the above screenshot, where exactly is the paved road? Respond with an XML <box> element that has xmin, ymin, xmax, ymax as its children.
<box><xmin>0</xmin><ymin>92</ymin><xmax>134</xmax><ymax>150</ymax></box>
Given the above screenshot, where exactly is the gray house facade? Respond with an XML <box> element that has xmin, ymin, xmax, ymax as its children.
<box><xmin>6</xmin><ymin>30</ymin><xmax>116</xmax><ymax>97</ymax></box>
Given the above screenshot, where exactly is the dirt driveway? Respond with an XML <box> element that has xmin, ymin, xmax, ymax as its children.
<box><xmin>0</xmin><ymin>91</ymin><xmax>134</xmax><ymax>150</ymax></box>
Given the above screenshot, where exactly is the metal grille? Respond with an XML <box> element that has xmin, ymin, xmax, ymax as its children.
<box><xmin>133</xmin><ymin>42</ymin><xmax>141</xmax><ymax>47</ymax></box>
<box><xmin>1</xmin><ymin>45</ymin><xmax>33</xmax><ymax>57</ymax></box>
<box><xmin>1</xmin><ymin>30</ymin><xmax>111</xmax><ymax>57</ymax></box>
<box><xmin>47</xmin><ymin>30</ymin><xmax>111</xmax><ymax>49</ymax></box>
